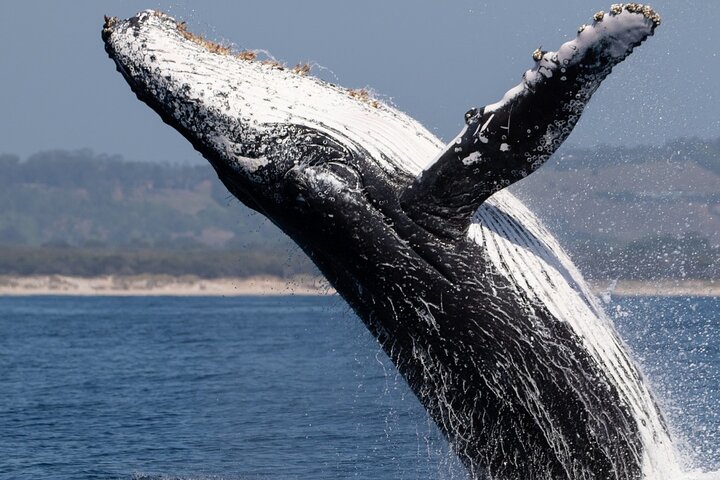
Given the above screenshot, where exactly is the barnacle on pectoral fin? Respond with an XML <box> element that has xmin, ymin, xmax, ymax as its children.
<box><xmin>609</xmin><ymin>3</ymin><xmax>661</xmax><ymax>26</ymax></box>
<box><xmin>626</xmin><ymin>3</ymin><xmax>661</xmax><ymax>26</ymax></box>
<box><xmin>532</xmin><ymin>47</ymin><xmax>544</xmax><ymax>62</ymax></box>
<box><xmin>102</xmin><ymin>15</ymin><xmax>117</xmax><ymax>36</ymax></box>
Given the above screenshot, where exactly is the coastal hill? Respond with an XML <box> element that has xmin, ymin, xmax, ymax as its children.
<box><xmin>0</xmin><ymin>138</ymin><xmax>718</xmax><ymax>280</ymax></box>
<box><xmin>514</xmin><ymin>137</ymin><xmax>719</xmax><ymax>280</ymax></box>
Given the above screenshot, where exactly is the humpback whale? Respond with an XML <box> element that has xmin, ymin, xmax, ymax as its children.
<box><xmin>103</xmin><ymin>5</ymin><xmax>683</xmax><ymax>479</ymax></box>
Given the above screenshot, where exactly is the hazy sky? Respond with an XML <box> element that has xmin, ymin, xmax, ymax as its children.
<box><xmin>1</xmin><ymin>1</ymin><xmax>718</xmax><ymax>163</ymax></box>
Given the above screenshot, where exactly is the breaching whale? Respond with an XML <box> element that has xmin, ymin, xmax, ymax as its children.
<box><xmin>103</xmin><ymin>5</ymin><xmax>683</xmax><ymax>479</ymax></box>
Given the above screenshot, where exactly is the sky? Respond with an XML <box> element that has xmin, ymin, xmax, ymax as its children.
<box><xmin>0</xmin><ymin>1</ymin><xmax>718</xmax><ymax>164</ymax></box>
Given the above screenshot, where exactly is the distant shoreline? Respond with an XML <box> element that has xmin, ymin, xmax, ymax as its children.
<box><xmin>588</xmin><ymin>279</ymin><xmax>720</xmax><ymax>298</ymax></box>
<box><xmin>0</xmin><ymin>275</ymin><xmax>717</xmax><ymax>297</ymax></box>
<box><xmin>0</xmin><ymin>274</ymin><xmax>335</xmax><ymax>296</ymax></box>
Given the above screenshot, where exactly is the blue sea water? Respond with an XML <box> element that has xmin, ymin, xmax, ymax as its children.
<box><xmin>0</xmin><ymin>295</ymin><xmax>718</xmax><ymax>480</ymax></box>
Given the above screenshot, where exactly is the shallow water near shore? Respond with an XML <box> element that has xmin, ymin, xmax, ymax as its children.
<box><xmin>0</xmin><ymin>295</ymin><xmax>718</xmax><ymax>479</ymax></box>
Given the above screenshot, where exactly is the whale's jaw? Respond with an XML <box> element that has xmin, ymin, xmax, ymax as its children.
<box><xmin>104</xmin><ymin>6</ymin><xmax>682</xmax><ymax>479</ymax></box>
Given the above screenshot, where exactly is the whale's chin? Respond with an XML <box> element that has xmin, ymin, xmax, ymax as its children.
<box><xmin>104</xmin><ymin>6</ymin><xmax>682</xmax><ymax>479</ymax></box>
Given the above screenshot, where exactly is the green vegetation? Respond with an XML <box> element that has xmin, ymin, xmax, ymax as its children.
<box><xmin>0</xmin><ymin>149</ymin><xmax>285</xmax><ymax>248</ymax></box>
<box><xmin>514</xmin><ymin>138</ymin><xmax>719</xmax><ymax>280</ymax></box>
<box><xmin>0</xmin><ymin>141</ymin><xmax>717</xmax><ymax>280</ymax></box>
<box><xmin>0</xmin><ymin>245</ymin><xmax>313</xmax><ymax>278</ymax></box>
<box><xmin>0</xmin><ymin>149</ymin><xmax>315</xmax><ymax>278</ymax></box>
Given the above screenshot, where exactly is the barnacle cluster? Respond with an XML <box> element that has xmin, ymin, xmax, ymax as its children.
<box><xmin>532</xmin><ymin>47</ymin><xmax>544</xmax><ymax>61</ymax></box>
<box><xmin>148</xmin><ymin>13</ymin><xmax>375</xmax><ymax>104</ymax></box>
<box><xmin>583</xmin><ymin>4</ymin><xmax>660</xmax><ymax>34</ymax></box>
<box><xmin>102</xmin><ymin>15</ymin><xmax>117</xmax><ymax>36</ymax></box>
<box><xmin>236</xmin><ymin>50</ymin><xmax>257</xmax><ymax>61</ymax></box>
<box><xmin>260</xmin><ymin>59</ymin><xmax>285</xmax><ymax>70</ymax></box>
<box><xmin>609</xmin><ymin>3</ymin><xmax>661</xmax><ymax>26</ymax></box>
<box><xmin>348</xmin><ymin>88</ymin><xmax>381</xmax><ymax>109</ymax></box>
<box><xmin>292</xmin><ymin>64</ymin><xmax>312</xmax><ymax>75</ymax></box>
<box><xmin>176</xmin><ymin>20</ymin><xmax>232</xmax><ymax>55</ymax></box>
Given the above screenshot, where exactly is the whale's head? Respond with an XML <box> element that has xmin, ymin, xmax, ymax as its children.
<box><xmin>102</xmin><ymin>10</ymin><xmax>442</xmax><ymax>221</ymax></box>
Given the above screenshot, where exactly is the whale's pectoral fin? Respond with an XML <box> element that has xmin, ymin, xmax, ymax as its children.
<box><xmin>400</xmin><ymin>5</ymin><xmax>660</xmax><ymax>239</ymax></box>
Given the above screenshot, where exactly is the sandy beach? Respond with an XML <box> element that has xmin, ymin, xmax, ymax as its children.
<box><xmin>0</xmin><ymin>275</ymin><xmax>717</xmax><ymax>297</ymax></box>
<box><xmin>0</xmin><ymin>274</ymin><xmax>335</xmax><ymax>296</ymax></box>
<box><xmin>589</xmin><ymin>279</ymin><xmax>720</xmax><ymax>298</ymax></box>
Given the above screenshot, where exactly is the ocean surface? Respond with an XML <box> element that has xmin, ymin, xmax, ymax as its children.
<box><xmin>0</xmin><ymin>295</ymin><xmax>718</xmax><ymax>480</ymax></box>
